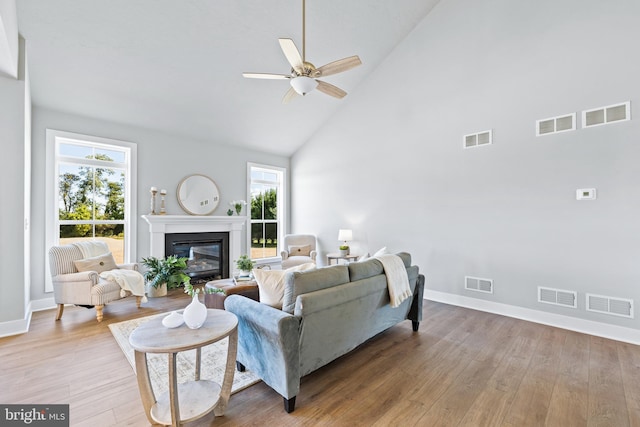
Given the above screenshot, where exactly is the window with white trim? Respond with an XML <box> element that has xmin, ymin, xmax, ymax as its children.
<box><xmin>247</xmin><ymin>163</ymin><xmax>286</xmax><ymax>261</ymax></box>
<box><xmin>46</xmin><ymin>130</ymin><xmax>137</xmax><ymax>290</ymax></box>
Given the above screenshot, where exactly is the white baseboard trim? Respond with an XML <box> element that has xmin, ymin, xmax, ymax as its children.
<box><xmin>30</xmin><ymin>296</ymin><xmax>56</xmax><ymax>312</ymax></box>
<box><xmin>425</xmin><ymin>290</ymin><xmax>640</xmax><ymax>345</ymax></box>
<box><xmin>0</xmin><ymin>303</ymin><xmax>32</xmax><ymax>338</ymax></box>
<box><xmin>0</xmin><ymin>298</ymin><xmax>56</xmax><ymax>338</ymax></box>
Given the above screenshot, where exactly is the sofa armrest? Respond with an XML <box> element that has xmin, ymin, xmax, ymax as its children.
<box><xmin>117</xmin><ymin>263</ymin><xmax>138</xmax><ymax>271</ymax></box>
<box><xmin>53</xmin><ymin>271</ymin><xmax>99</xmax><ymax>284</ymax></box>
<box><xmin>310</xmin><ymin>250</ymin><xmax>317</xmax><ymax>261</ymax></box>
<box><xmin>52</xmin><ymin>273</ymin><xmax>98</xmax><ymax>305</ymax></box>
<box><xmin>281</xmin><ymin>250</ymin><xmax>290</xmax><ymax>260</ymax></box>
<box><xmin>224</xmin><ymin>295</ymin><xmax>301</xmax><ymax>400</ymax></box>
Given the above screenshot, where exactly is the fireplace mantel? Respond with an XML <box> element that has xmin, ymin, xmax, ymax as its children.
<box><xmin>141</xmin><ymin>215</ymin><xmax>246</xmax><ymax>275</ymax></box>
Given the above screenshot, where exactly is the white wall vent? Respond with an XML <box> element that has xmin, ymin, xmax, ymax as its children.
<box><xmin>582</xmin><ymin>101</ymin><xmax>631</xmax><ymax>128</ymax></box>
<box><xmin>586</xmin><ymin>294</ymin><xmax>634</xmax><ymax>318</ymax></box>
<box><xmin>465</xmin><ymin>276</ymin><xmax>493</xmax><ymax>294</ymax></box>
<box><xmin>538</xmin><ymin>287</ymin><xmax>577</xmax><ymax>308</ymax></box>
<box><xmin>463</xmin><ymin>130</ymin><xmax>492</xmax><ymax>149</ymax></box>
<box><xmin>536</xmin><ymin>113</ymin><xmax>576</xmax><ymax>136</ymax></box>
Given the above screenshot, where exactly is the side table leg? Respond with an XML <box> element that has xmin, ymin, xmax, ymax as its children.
<box><xmin>168</xmin><ymin>352</ymin><xmax>181</xmax><ymax>426</ymax></box>
<box><xmin>195</xmin><ymin>347</ymin><xmax>201</xmax><ymax>381</ymax></box>
<box><xmin>214</xmin><ymin>330</ymin><xmax>237</xmax><ymax>416</ymax></box>
<box><xmin>134</xmin><ymin>350</ymin><xmax>157</xmax><ymax>425</ymax></box>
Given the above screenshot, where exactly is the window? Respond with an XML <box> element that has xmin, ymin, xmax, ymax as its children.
<box><xmin>46</xmin><ymin>130</ymin><xmax>137</xmax><ymax>291</ymax></box>
<box><xmin>247</xmin><ymin>163</ymin><xmax>286</xmax><ymax>261</ymax></box>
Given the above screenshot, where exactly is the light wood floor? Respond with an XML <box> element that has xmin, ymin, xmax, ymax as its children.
<box><xmin>2</xmin><ymin>290</ymin><xmax>639</xmax><ymax>427</ymax></box>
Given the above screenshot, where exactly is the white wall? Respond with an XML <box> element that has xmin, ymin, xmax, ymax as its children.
<box><xmin>0</xmin><ymin>0</ymin><xmax>18</xmax><ymax>78</ymax></box>
<box><xmin>291</xmin><ymin>0</ymin><xmax>640</xmax><ymax>337</ymax></box>
<box><xmin>0</xmin><ymin>33</ymin><xmax>27</xmax><ymax>330</ymax></box>
<box><xmin>29</xmin><ymin>107</ymin><xmax>289</xmax><ymax>304</ymax></box>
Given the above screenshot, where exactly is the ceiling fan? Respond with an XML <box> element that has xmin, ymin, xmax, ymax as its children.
<box><xmin>243</xmin><ymin>0</ymin><xmax>362</xmax><ymax>103</ymax></box>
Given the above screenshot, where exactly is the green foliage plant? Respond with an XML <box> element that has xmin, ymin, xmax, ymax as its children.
<box><xmin>183</xmin><ymin>282</ymin><xmax>224</xmax><ymax>298</ymax></box>
<box><xmin>141</xmin><ymin>255</ymin><xmax>190</xmax><ymax>289</ymax></box>
<box><xmin>235</xmin><ymin>254</ymin><xmax>255</xmax><ymax>271</ymax></box>
<box><xmin>339</xmin><ymin>245</ymin><xmax>349</xmax><ymax>251</ymax></box>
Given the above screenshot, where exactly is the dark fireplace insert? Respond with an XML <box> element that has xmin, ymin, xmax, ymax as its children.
<box><xmin>165</xmin><ymin>232</ymin><xmax>229</xmax><ymax>283</ymax></box>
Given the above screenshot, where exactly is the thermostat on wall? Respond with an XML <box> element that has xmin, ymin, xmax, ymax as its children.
<box><xmin>576</xmin><ymin>188</ymin><xmax>596</xmax><ymax>200</ymax></box>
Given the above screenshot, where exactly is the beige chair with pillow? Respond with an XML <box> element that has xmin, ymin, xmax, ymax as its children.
<box><xmin>281</xmin><ymin>234</ymin><xmax>317</xmax><ymax>269</ymax></box>
<box><xmin>48</xmin><ymin>241</ymin><xmax>144</xmax><ymax>322</ymax></box>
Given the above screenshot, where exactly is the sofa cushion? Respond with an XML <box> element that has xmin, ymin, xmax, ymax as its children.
<box><xmin>74</xmin><ymin>252</ymin><xmax>118</xmax><ymax>274</ymax></box>
<box><xmin>253</xmin><ymin>263</ymin><xmax>316</xmax><ymax>309</ymax></box>
<box><xmin>282</xmin><ymin>265</ymin><xmax>350</xmax><ymax>314</ymax></box>
<box><xmin>348</xmin><ymin>252</ymin><xmax>412</xmax><ymax>282</ymax></box>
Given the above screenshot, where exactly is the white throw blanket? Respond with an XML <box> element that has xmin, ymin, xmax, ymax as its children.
<box><xmin>375</xmin><ymin>254</ymin><xmax>412</xmax><ymax>308</ymax></box>
<box><xmin>100</xmin><ymin>269</ymin><xmax>148</xmax><ymax>303</ymax></box>
<box><xmin>73</xmin><ymin>241</ymin><xmax>109</xmax><ymax>258</ymax></box>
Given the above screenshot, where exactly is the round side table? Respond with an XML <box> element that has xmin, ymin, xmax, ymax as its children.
<box><xmin>129</xmin><ymin>309</ymin><xmax>238</xmax><ymax>427</ymax></box>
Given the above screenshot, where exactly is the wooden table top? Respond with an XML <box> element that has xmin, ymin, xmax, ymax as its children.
<box><xmin>129</xmin><ymin>309</ymin><xmax>237</xmax><ymax>354</ymax></box>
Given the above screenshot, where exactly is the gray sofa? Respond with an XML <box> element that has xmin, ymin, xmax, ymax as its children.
<box><xmin>224</xmin><ymin>252</ymin><xmax>425</xmax><ymax>412</ymax></box>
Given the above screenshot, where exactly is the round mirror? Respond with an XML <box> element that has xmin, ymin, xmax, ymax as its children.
<box><xmin>176</xmin><ymin>174</ymin><xmax>220</xmax><ymax>215</ymax></box>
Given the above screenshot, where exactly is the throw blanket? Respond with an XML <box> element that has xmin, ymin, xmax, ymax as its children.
<box><xmin>73</xmin><ymin>241</ymin><xmax>108</xmax><ymax>258</ymax></box>
<box><xmin>376</xmin><ymin>254</ymin><xmax>412</xmax><ymax>308</ymax></box>
<box><xmin>100</xmin><ymin>269</ymin><xmax>148</xmax><ymax>303</ymax></box>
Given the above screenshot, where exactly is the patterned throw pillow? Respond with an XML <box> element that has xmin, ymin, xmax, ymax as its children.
<box><xmin>74</xmin><ymin>252</ymin><xmax>118</xmax><ymax>273</ymax></box>
<box><xmin>288</xmin><ymin>244</ymin><xmax>311</xmax><ymax>257</ymax></box>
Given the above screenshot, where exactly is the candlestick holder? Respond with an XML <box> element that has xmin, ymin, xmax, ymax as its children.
<box><xmin>150</xmin><ymin>188</ymin><xmax>158</xmax><ymax>215</ymax></box>
<box><xmin>159</xmin><ymin>189</ymin><xmax>167</xmax><ymax>215</ymax></box>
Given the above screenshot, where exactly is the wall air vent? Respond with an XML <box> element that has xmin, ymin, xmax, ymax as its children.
<box><xmin>538</xmin><ymin>287</ymin><xmax>577</xmax><ymax>308</ymax></box>
<box><xmin>463</xmin><ymin>130</ymin><xmax>492</xmax><ymax>149</ymax></box>
<box><xmin>465</xmin><ymin>276</ymin><xmax>493</xmax><ymax>294</ymax></box>
<box><xmin>536</xmin><ymin>113</ymin><xmax>576</xmax><ymax>136</ymax></box>
<box><xmin>582</xmin><ymin>101</ymin><xmax>630</xmax><ymax>128</ymax></box>
<box><xmin>586</xmin><ymin>294</ymin><xmax>633</xmax><ymax>318</ymax></box>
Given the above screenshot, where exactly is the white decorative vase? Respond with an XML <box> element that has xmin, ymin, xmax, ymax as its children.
<box><xmin>183</xmin><ymin>294</ymin><xmax>207</xmax><ymax>329</ymax></box>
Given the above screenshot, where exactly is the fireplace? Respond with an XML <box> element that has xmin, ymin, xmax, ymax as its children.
<box><xmin>165</xmin><ymin>232</ymin><xmax>229</xmax><ymax>281</ymax></box>
<box><xmin>141</xmin><ymin>215</ymin><xmax>246</xmax><ymax>282</ymax></box>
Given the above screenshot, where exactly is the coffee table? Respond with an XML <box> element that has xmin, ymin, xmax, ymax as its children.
<box><xmin>129</xmin><ymin>309</ymin><xmax>238</xmax><ymax>427</ymax></box>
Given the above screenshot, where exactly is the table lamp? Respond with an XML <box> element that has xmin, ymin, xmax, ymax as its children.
<box><xmin>338</xmin><ymin>229</ymin><xmax>353</xmax><ymax>255</ymax></box>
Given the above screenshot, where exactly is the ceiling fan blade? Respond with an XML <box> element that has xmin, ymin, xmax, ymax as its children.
<box><xmin>243</xmin><ymin>72</ymin><xmax>290</xmax><ymax>80</ymax></box>
<box><xmin>317</xmin><ymin>55</ymin><xmax>362</xmax><ymax>77</ymax></box>
<box><xmin>282</xmin><ymin>87</ymin><xmax>299</xmax><ymax>104</ymax></box>
<box><xmin>279</xmin><ymin>38</ymin><xmax>304</xmax><ymax>73</ymax></box>
<box><xmin>316</xmin><ymin>80</ymin><xmax>347</xmax><ymax>99</ymax></box>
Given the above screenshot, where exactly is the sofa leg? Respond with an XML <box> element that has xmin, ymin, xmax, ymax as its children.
<box><xmin>136</xmin><ymin>296</ymin><xmax>142</xmax><ymax>308</ymax></box>
<box><xmin>284</xmin><ymin>396</ymin><xmax>296</xmax><ymax>413</ymax></box>
<box><xmin>412</xmin><ymin>321</ymin><xmax>419</xmax><ymax>332</ymax></box>
<box><xmin>96</xmin><ymin>305</ymin><xmax>104</xmax><ymax>322</ymax></box>
<box><xmin>236</xmin><ymin>361</ymin><xmax>246</xmax><ymax>372</ymax></box>
<box><xmin>55</xmin><ymin>304</ymin><xmax>64</xmax><ymax>320</ymax></box>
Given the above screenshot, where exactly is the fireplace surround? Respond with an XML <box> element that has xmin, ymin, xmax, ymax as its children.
<box><xmin>141</xmin><ymin>215</ymin><xmax>245</xmax><ymax>280</ymax></box>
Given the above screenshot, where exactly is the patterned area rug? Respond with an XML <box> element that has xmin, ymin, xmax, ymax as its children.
<box><xmin>109</xmin><ymin>312</ymin><xmax>260</xmax><ymax>396</ymax></box>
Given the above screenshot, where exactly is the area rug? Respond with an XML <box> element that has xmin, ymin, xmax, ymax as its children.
<box><xmin>109</xmin><ymin>313</ymin><xmax>260</xmax><ymax>396</ymax></box>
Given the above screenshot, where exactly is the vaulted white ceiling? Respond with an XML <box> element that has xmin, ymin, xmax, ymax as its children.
<box><xmin>17</xmin><ymin>0</ymin><xmax>440</xmax><ymax>155</ymax></box>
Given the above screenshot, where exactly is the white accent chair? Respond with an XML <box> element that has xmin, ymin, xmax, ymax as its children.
<box><xmin>280</xmin><ymin>234</ymin><xmax>317</xmax><ymax>269</ymax></box>
<box><xmin>48</xmin><ymin>241</ymin><xmax>142</xmax><ymax>322</ymax></box>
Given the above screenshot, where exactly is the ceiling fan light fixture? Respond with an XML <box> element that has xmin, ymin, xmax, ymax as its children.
<box><xmin>290</xmin><ymin>76</ymin><xmax>318</xmax><ymax>95</ymax></box>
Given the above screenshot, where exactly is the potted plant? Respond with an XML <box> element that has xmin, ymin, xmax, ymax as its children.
<box><xmin>339</xmin><ymin>245</ymin><xmax>350</xmax><ymax>256</ymax></box>
<box><xmin>141</xmin><ymin>255</ymin><xmax>191</xmax><ymax>297</ymax></box>
<box><xmin>235</xmin><ymin>254</ymin><xmax>255</xmax><ymax>278</ymax></box>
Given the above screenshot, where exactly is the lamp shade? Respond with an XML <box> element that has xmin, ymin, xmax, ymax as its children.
<box><xmin>290</xmin><ymin>76</ymin><xmax>318</xmax><ymax>95</ymax></box>
<box><xmin>338</xmin><ymin>229</ymin><xmax>353</xmax><ymax>242</ymax></box>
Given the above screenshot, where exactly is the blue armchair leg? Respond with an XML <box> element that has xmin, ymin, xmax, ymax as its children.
<box><xmin>284</xmin><ymin>396</ymin><xmax>296</xmax><ymax>413</ymax></box>
<box><xmin>236</xmin><ymin>361</ymin><xmax>246</xmax><ymax>372</ymax></box>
